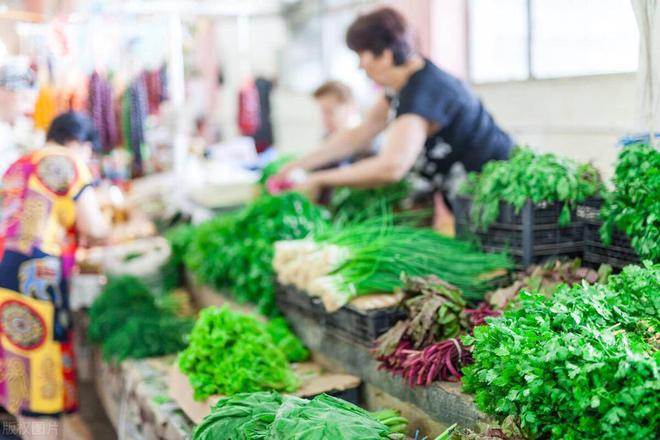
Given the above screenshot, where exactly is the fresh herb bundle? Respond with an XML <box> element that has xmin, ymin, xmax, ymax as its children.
<box><xmin>88</xmin><ymin>276</ymin><xmax>194</xmax><ymax>362</ymax></box>
<box><xmin>184</xmin><ymin>193</ymin><xmax>330</xmax><ymax>315</ymax></box>
<box><xmin>462</xmin><ymin>263</ymin><xmax>660</xmax><ymax>440</ymax></box>
<box><xmin>600</xmin><ymin>144</ymin><xmax>660</xmax><ymax>261</ymax></box>
<box><xmin>178</xmin><ymin>306</ymin><xmax>299</xmax><ymax>400</ymax></box>
<box><xmin>460</xmin><ymin>147</ymin><xmax>602</xmax><ymax>229</ymax></box>
<box><xmin>101</xmin><ymin>315</ymin><xmax>193</xmax><ymax>362</ymax></box>
<box><xmin>193</xmin><ymin>392</ymin><xmax>400</xmax><ymax>440</ymax></box>
<box><xmin>330</xmin><ymin>180</ymin><xmax>411</xmax><ymax>222</ymax></box>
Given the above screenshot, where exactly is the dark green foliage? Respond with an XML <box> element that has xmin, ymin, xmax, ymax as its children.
<box><xmin>462</xmin><ymin>263</ymin><xmax>660</xmax><ymax>440</ymax></box>
<box><xmin>101</xmin><ymin>315</ymin><xmax>193</xmax><ymax>362</ymax></box>
<box><xmin>460</xmin><ymin>147</ymin><xmax>602</xmax><ymax>229</ymax></box>
<box><xmin>184</xmin><ymin>193</ymin><xmax>330</xmax><ymax>315</ymax></box>
<box><xmin>178</xmin><ymin>306</ymin><xmax>298</xmax><ymax>400</ymax></box>
<box><xmin>88</xmin><ymin>275</ymin><xmax>194</xmax><ymax>362</ymax></box>
<box><xmin>193</xmin><ymin>392</ymin><xmax>395</xmax><ymax>440</ymax></box>
<box><xmin>88</xmin><ymin>276</ymin><xmax>158</xmax><ymax>343</ymax></box>
<box><xmin>266</xmin><ymin>317</ymin><xmax>310</xmax><ymax>363</ymax></box>
<box><xmin>601</xmin><ymin>144</ymin><xmax>660</xmax><ymax>261</ymax></box>
<box><xmin>162</xmin><ymin>224</ymin><xmax>195</xmax><ymax>291</ymax></box>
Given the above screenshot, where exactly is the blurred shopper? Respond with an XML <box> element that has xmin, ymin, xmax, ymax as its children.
<box><xmin>0</xmin><ymin>112</ymin><xmax>110</xmax><ymax>440</ymax></box>
<box><xmin>277</xmin><ymin>7</ymin><xmax>513</xmax><ymax>233</ymax></box>
<box><xmin>313</xmin><ymin>80</ymin><xmax>360</xmax><ymax>137</ymax></box>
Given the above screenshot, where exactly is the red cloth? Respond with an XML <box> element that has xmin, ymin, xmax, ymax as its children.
<box><xmin>238</xmin><ymin>80</ymin><xmax>261</xmax><ymax>136</ymax></box>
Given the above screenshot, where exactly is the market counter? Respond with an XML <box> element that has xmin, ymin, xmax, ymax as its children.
<box><xmin>93</xmin><ymin>352</ymin><xmax>194</xmax><ymax>440</ymax></box>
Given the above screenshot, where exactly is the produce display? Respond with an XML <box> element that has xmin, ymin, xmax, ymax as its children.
<box><xmin>374</xmin><ymin>276</ymin><xmax>499</xmax><ymax>384</ymax></box>
<box><xmin>463</xmin><ymin>263</ymin><xmax>660</xmax><ymax>440</ymax></box>
<box><xmin>192</xmin><ymin>392</ymin><xmax>407</xmax><ymax>440</ymax></box>
<box><xmin>600</xmin><ymin>144</ymin><xmax>660</xmax><ymax>261</ymax></box>
<box><xmin>88</xmin><ymin>276</ymin><xmax>193</xmax><ymax>361</ymax></box>
<box><xmin>178</xmin><ymin>306</ymin><xmax>300</xmax><ymax>400</ymax></box>
<box><xmin>460</xmin><ymin>147</ymin><xmax>602</xmax><ymax>228</ymax></box>
<box><xmin>184</xmin><ymin>193</ymin><xmax>330</xmax><ymax>315</ymax></box>
<box><xmin>274</xmin><ymin>217</ymin><xmax>512</xmax><ymax>311</ymax></box>
<box><xmin>330</xmin><ymin>179</ymin><xmax>411</xmax><ymax>221</ymax></box>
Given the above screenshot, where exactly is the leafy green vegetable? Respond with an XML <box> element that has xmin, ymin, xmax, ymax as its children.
<box><xmin>88</xmin><ymin>276</ymin><xmax>159</xmax><ymax>343</ymax></box>
<box><xmin>184</xmin><ymin>193</ymin><xmax>330</xmax><ymax>315</ymax></box>
<box><xmin>178</xmin><ymin>306</ymin><xmax>298</xmax><ymax>400</ymax></box>
<box><xmin>193</xmin><ymin>392</ymin><xmax>397</xmax><ymax>440</ymax></box>
<box><xmin>88</xmin><ymin>275</ymin><xmax>194</xmax><ymax>362</ymax></box>
<box><xmin>460</xmin><ymin>147</ymin><xmax>602</xmax><ymax>229</ymax></box>
<box><xmin>101</xmin><ymin>315</ymin><xmax>193</xmax><ymax>362</ymax></box>
<box><xmin>462</xmin><ymin>263</ymin><xmax>660</xmax><ymax>440</ymax></box>
<box><xmin>600</xmin><ymin>144</ymin><xmax>660</xmax><ymax>261</ymax></box>
<box><xmin>330</xmin><ymin>180</ymin><xmax>411</xmax><ymax>222</ymax></box>
<box><xmin>266</xmin><ymin>317</ymin><xmax>310</xmax><ymax>363</ymax></box>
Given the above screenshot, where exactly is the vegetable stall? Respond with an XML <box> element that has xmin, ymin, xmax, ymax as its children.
<box><xmin>81</xmin><ymin>146</ymin><xmax>657</xmax><ymax>440</ymax></box>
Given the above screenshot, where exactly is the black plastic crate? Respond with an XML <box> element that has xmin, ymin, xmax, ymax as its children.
<box><xmin>454</xmin><ymin>196</ymin><xmax>579</xmax><ymax>226</ymax></box>
<box><xmin>582</xmin><ymin>221</ymin><xmax>639</xmax><ymax>270</ymax></box>
<box><xmin>325</xmin><ymin>384</ymin><xmax>361</xmax><ymax>405</ymax></box>
<box><xmin>324</xmin><ymin>305</ymin><xmax>407</xmax><ymax>347</ymax></box>
<box><xmin>276</xmin><ymin>283</ymin><xmax>405</xmax><ymax>346</ymax></box>
<box><xmin>275</xmin><ymin>283</ymin><xmax>325</xmax><ymax>320</ymax></box>
<box><xmin>454</xmin><ymin>196</ymin><xmax>584</xmax><ymax>268</ymax></box>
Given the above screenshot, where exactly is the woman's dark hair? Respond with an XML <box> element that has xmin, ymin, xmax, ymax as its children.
<box><xmin>46</xmin><ymin>112</ymin><xmax>100</xmax><ymax>152</ymax></box>
<box><xmin>346</xmin><ymin>7</ymin><xmax>415</xmax><ymax>65</ymax></box>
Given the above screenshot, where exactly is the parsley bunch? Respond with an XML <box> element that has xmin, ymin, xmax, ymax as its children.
<box><xmin>600</xmin><ymin>144</ymin><xmax>660</xmax><ymax>261</ymax></box>
<box><xmin>462</xmin><ymin>263</ymin><xmax>659</xmax><ymax>440</ymax></box>
<box><xmin>178</xmin><ymin>306</ymin><xmax>299</xmax><ymax>401</ymax></box>
<box><xmin>460</xmin><ymin>148</ymin><xmax>602</xmax><ymax>229</ymax></box>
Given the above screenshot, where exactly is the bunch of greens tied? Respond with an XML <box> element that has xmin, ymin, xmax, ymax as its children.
<box><xmin>600</xmin><ymin>144</ymin><xmax>660</xmax><ymax>261</ymax></box>
<box><xmin>192</xmin><ymin>391</ymin><xmax>408</xmax><ymax>440</ymax></box>
<box><xmin>88</xmin><ymin>276</ymin><xmax>194</xmax><ymax>362</ymax></box>
<box><xmin>178</xmin><ymin>306</ymin><xmax>306</xmax><ymax>400</ymax></box>
<box><xmin>462</xmin><ymin>263</ymin><xmax>660</xmax><ymax>440</ymax></box>
<box><xmin>184</xmin><ymin>193</ymin><xmax>330</xmax><ymax>315</ymax></box>
<box><xmin>374</xmin><ymin>275</ymin><xmax>500</xmax><ymax>385</ymax></box>
<box><xmin>460</xmin><ymin>147</ymin><xmax>602</xmax><ymax>229</ymax></box>
<box><xmin>274</xmin><ymin>215</ymin><xmax>512</xmax><ymax>311</ymax></box>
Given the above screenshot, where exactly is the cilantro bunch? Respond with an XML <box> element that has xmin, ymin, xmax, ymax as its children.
<box><xmin>600</xmin><ymin>144</ymin><xmax>660</xmax><ymax>261</ymax></box>
<box><xmin>184</xmin><ymin>193</ymin><xmax>330</xmax><ymax>315</ymax></box>
<box><xmin>178</xmin><ymin>306</ymin><xmax>299</xmax><ymax>400</ymax></box>
<box><xmin>460</xmin><ymin>148</ymin><xmax>602</xmax><ymax>229</ymax></box>
<box><xmin>462</xmin><ymin>263</ymin><xmax>659</xmax><ymax>440</ymax></box>
<box><xmin>162</xmin><ymin>224</ymin><xmax>195</xmax><ymax>291</ymax></box>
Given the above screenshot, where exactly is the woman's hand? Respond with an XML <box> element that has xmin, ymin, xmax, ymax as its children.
<box><xmin>291</xmin><ymin>173</ymin><xmax>322</xmax><ymax>202</ymax></box>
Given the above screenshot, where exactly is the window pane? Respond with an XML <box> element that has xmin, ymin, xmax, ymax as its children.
<box><xmin>531</xmin><ymin>0</ymin><xmax>639</xmax><ymax>78</ymax></box>
<box><xmin>468</xmin><ymin>0</ymin><xmax>528</xmax><ymax>82</ymax></box>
